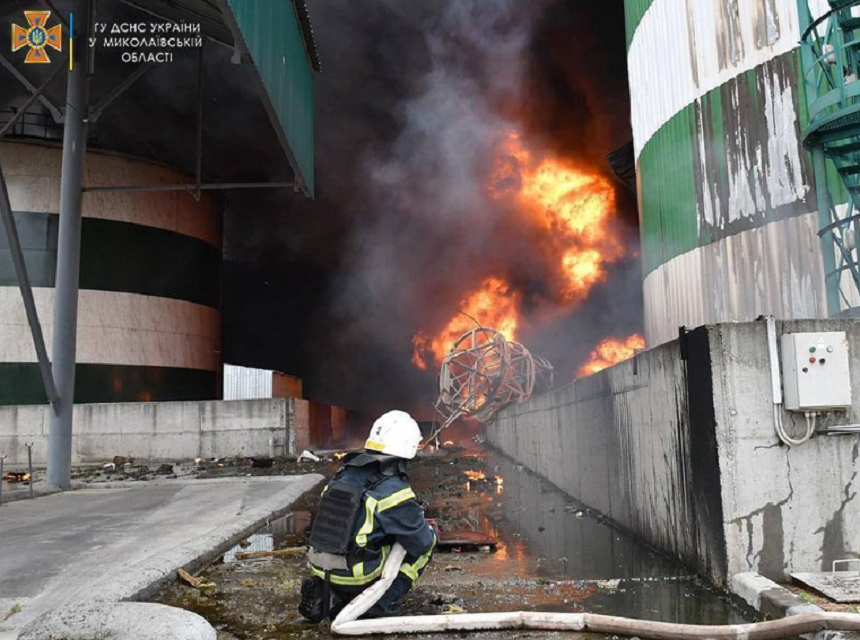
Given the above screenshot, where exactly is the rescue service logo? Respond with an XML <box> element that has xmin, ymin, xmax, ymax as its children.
<box><xmin>11</xmin><ymin>11</ymin><xmax>62</xmax><ymax>64</ymax></box>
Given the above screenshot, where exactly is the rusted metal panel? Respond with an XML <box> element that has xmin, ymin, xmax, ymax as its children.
<box><xmin>308</xmin><ymin>401</ymin><xmax>332</xmax><ymax>449</ymax></box>
<box><xmin>272</xmin><ymin>371</ymin><xmax>302</xmax><ymax>399</ymax></box>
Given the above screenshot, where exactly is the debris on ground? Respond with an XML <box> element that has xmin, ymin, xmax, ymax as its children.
<box><xmin>235</xmin><ymin>547</ymin><xmax>306</xmax><ymax>561</ymax></box>
<box><xmin>4</xmin><ymin>471</ymin><xmax>30</xmax><ymax>484</ymax></box>
<box><xmin>151</xmin><ymin>450</ymin><xmax>755</xmax><ymax>640</ymax></box>
<box><xmin>299</xmin><ymin>450</ymin><xmax>322</xmax><ymax>463</ymax></box>
<box><xmin>597</xmin><ymin>579</ymin><xmax>621</xmax><ymax>592</ymax></box>
<box><xmin>245</xmin><ymin>457</ymin><xmax>274</xmax><ymax>468</ymax></box>
<box><xmin>430</xmin><ymin>593</ymin><xmax>464</xmax><ymax>607</ymax></box>
<box><xmin>177</xmin><ymin>568</ymin><xmax>215</xmax><ymax>590</ymax></box>
<box><xmin>441</xmin><ymin>603</ymin><xmax>466</xmax><ymax>614</ymax></box>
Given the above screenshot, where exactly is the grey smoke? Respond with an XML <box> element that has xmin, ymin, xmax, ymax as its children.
<box><xmin>0</xmin><ymin>0</ymin><xmax>643</xmax><ymax>415</ymax></box>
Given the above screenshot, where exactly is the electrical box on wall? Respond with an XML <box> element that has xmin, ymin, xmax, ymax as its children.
<box><xmin>780</xmin><ymin>332</ymin><xmax>852</xmax><ymax>411</ymax></box>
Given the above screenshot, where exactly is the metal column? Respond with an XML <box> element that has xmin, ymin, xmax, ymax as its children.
<box><xmin>47</xmin><ymin>0</ymin><xmax>92</xmax><ymax>489</ymax></box>
<box><xmin>813</xmin><ymin>146</ymin><xmax>842</xmax><ymax>317</ymax></box>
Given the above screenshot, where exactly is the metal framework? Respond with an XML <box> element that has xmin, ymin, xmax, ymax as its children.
<box><xmin>798</xmin><ymin>0</ymin><xmax>860</xmax><ymax>316</ymax></box>
<box><xmin>432</xmin><ymin>327</ymin><xmax>554</xmax><ymax>440</ymax></box>
<box><xmin>0</xmin><ymin>0</ymin><xmax>313</xmax><ymax>488</ymax></box>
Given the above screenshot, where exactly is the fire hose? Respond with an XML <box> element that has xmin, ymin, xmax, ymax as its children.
<box><xmin>330</xmin><ymin>543</ymin><xmax>860</xmax><ymax>638</ymax></box>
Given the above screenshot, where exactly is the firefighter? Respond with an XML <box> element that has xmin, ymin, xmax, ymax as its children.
<box><xmin>299</xmin><ymin>410</ymin><xmax>437</xmax><ymax>622</ymax></box>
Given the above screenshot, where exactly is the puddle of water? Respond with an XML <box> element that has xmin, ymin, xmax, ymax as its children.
<box><xmin>426</xmin><ymin>452</ymin><xmax>751</xmax><ymax>626</ymax></box>
<box><xmin>155</xmin><ymin>448</ymin><xmax>754</xmax><ymax>639</ymax></box>
<box><xmin>223</xmin><ymin>512</ymin><xmax>313</xmax><ymax>562</ymax></box>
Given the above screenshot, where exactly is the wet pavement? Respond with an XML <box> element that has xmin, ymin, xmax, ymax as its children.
<box><xmin>153</xmin><ymin>448</ymin><xmax>757</xmax><ymax>639</ymax></box>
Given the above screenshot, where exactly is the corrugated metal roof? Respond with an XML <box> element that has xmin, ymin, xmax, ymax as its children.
<box><xmin>119</xmin><ymin>0</ymin><xmax>317</xmax><ymax>196</ymax></box>
<box><xmin>223</xmin><ymin>0</ymin><xmax>316</xmax><ymax>196</ymax></box>
<box><xmin>123</xmin><ymin>0</ymin><xmax>321</xmax><ymax>71</ymax></box>
<box><xmin>292</xmin><ymin>0</ymin><xmax>321</xmax><ymax>72</ymax></box>
<box><xmin>120</xmin><ymin>0</ymin><xmax>233</xmax><ymax>44</ymax></box>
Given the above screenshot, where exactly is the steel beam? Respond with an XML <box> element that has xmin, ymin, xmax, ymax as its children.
<box><xmin>0</xmin><ymin>54</ymin><xmax>63</xmax><ymax>123</ymax></box>
<box><xmin>89</xmin><ymin>61</ymin><xmax>155</xmax><ymax>122</ymax></box>
<box><xmin>0</xmin><ymin>159</ymin><xmax>59</xmax><ymax>408</ymax></box>
<box><xmin>83</xmin><ymin>181</ymin><xmax>298</xmax><ymax>193</ymax></box>
<box><xmin>47</xmin><ymin>0</ymin><xmax>93</xmax><ymax>490</ymax></box>
<box><xmin>39</xmin><ymin>0</ymin><xmax>69</xmax><ymax>28</ymax></box>
<box><xmin>0</xmin><ymin>63</ymin><xmax>65</xmax><ymax>140</ymax></box>
<box><xmin>195</xmin><ymin>44</ymin><xmax>204</xmax><ymax>200</ymax></box>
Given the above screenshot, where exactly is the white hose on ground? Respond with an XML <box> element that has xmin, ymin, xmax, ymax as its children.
<box><xmin>330</xmin><ymin>543</ymin><xmax>860</xmax><ymax>639</ymax></box>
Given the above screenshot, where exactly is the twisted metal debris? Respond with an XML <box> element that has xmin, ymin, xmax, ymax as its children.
<box><xmin>432</xmin><ymin>327</ymin><xmax>554</xmax><ymax>439</ymax></box>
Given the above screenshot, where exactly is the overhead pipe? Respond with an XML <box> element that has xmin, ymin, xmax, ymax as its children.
<box><xmin>330</xmin><ymin>544</ymin><xmax>860</xmax><ymax>639</ymax></box>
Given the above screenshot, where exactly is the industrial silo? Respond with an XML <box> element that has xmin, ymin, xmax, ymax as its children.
<box><xmin>0</xmin><ymin>139</ymin><xmax>221</xmax><ymax>404</ymax></box>
<box><xmin>626</xmin><ymin>0</ymin><xmax>860</xmax><ymax>346</ymax></box>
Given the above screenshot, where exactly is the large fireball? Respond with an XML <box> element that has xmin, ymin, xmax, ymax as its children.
<box><xmin>412</xmin><ymin>128</ymin><xmax>625</xmax><ymax>370</ymax></box>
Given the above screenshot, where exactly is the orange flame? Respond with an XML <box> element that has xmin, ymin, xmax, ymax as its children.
<box><xmin>492</xmin><ymin>132</ymin><xmax>621</xmax><ymax>301</ymax></box>
<box><xmin>412</xmin><ymin>277</ymin><xmax>519</xmax><ymax>369</ymax></box>
<box><xmin>411</xmin><ymin>129</ymin><xmax>623</xmax><ymax>370</ymax></box>
<box><xmin>577</xmin><ymin>334</ymin><xmax>645</xmax><ymax>378</ymax></box>
<box><xmin>464</xmin><ymin>470</ymin><xmax>487</xmax><ymax>481</ymax></box>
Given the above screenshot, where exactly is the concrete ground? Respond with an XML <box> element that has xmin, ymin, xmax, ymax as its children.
<box><xmin>0</xmin><ymin>474</ymin><xmax>323</xmax><ymax>640</ymax></box>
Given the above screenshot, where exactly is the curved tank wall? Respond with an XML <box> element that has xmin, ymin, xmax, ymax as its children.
<box><xmin>0</xmin><ymin>141</ymin><xmax>221</xmax><ymax>405</ymax></box>
<box><xmin>626</xmin><ymin>0</ymin><xmax>842</xmax><ymax>346</ymax></box>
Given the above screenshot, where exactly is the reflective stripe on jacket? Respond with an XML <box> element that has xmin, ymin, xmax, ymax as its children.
<box><xmin>311</xmin><ymin>462</ymin><xmax>436</xmax><ymax>586</ymax></box>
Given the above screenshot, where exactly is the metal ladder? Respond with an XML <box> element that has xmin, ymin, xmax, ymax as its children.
<box><xmin>799</xmin><ymin>0</ymin><xmax>860</xmax><ymax>315</ymax></box>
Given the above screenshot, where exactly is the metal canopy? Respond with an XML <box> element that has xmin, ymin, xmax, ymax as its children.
<box><xmin>119</xmin><ymin>0</ymin><xmax>234</xmax><ymax>45</ymax></box>
<box><xmin>0</xmin><ymin>0</ymin><xmax>319</xmax><ymax>488</ymax></box>
<box><xmin>115</xmin><ymin>0</ymin><xmax>318</xmax><ymax>197</ymax></box>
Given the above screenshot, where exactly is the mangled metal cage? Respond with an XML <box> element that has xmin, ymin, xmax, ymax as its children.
<box><xmin>433</xmin><ymin>327</ymin><xmax>554</xmax><ymax>438</ymax></box>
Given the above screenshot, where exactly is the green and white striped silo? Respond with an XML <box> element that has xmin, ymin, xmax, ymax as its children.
<box><xmin>627</xmin><ymin>0</ymin><xmax>860</xmax><ymax>346</ymax></box>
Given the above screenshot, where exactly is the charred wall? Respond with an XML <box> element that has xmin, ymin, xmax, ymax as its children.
<box><xmin>490</xmin><ymin>326</ymin><xmax>730</xmax><ymax>585</ymax></box>
<box><xmin>490</xmin><ymin>320</ymin><xmax>860</xmax><ymax>589</ymax></box>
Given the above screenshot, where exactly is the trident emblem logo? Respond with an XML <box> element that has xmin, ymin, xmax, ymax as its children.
<box><xmin>11</xmin><ymin>11</ymin><xmax>62</xmax><ymax>64</ymax></box>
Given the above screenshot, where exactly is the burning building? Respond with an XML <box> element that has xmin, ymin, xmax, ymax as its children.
<box><xmin>0</xmin><ymin>0</ymin><xmax>319</xmax><ymax>405</ymax></box>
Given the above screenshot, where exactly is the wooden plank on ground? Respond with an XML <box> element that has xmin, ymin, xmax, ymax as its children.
<box><xmin>792</xmin><ymin>571</ymin><xmax>860</xmax><ymax>603</ymax></box>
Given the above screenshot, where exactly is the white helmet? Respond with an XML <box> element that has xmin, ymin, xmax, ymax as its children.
<box><xmin>365</xmin><ymin>410</ymin><xmax>423</xmax><ymax>460</ymax></box>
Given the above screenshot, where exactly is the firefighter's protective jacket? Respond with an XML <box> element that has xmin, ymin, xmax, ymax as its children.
<box><xmin>310</xmin><ymin>453</ymin><xmax>436</xmax><ymax>587</ymax></box>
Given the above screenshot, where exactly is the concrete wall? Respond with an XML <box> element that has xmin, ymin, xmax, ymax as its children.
<box><xmin>489</xmin><ymin>319</ymin><xmax>860</xmax><ymax>588</ymax></box>
<box><xmin>0</xmin><ymin>397</ymin><xmax>344</xmax><ymax>466</ymax></box>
